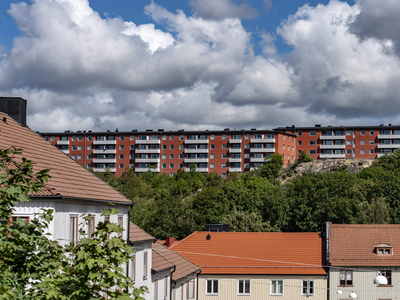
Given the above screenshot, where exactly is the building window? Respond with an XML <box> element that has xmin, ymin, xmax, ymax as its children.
<box><xmin>87</xmin><ymin>145</ymin><xmax>92</xmax><ymax>150</ymax></box>
<box><xmin>78</xmin><ymin>136</ymin><xmax>82</xmax><ymax>141</ymax></box>
<box><xmin>222</xmin><ymin>135</ymin><xmax>227</xmax><ymax>140</ymax></box>
<box><xmin>238</xmin><ymin>280</ymin><xmax>250</xmax><ymax>295</ymax></box>
<box><xmin>162</xmin><ymin>164</ymin><xmax>166</xmax><ymax>169</ymax></box>
<box><xmin>222</xmin><ymin>144</ymin><xmax>227</xmax><ymax>149</ymax></box>
<box><xmin>170</xmin><ymin>145</ymin><xmax>174</xmax><ymax>150</ymax></box>
<box><xmin>310</xmin><ymin>150</ymin><xmax>316</xmax><ymax>155</ymax></box>
<box><xmin>169</xmin><ymin>164</ymin><xmax>174</xmax><ymax>169</ymax></box>
<box><xmin>347</xmin><ymin>150</ymin><xmax>352</xmax><ymax>155</ymax></box>
<box><xmin>162</xmin><ymin>154</ymin><xmax>167</xmax><ymax>159</ymax></box>
<box><xmin>119</xmin><ymin>164</ymin><xmax>123</xmax><ymax>169</ymax></box>
<box><xmin>179</xmin><ymin>144</ymin><xmax>184</xmax><ymax>150</ymax></box>
<box><xmin>44</xmin><ymin>136</ymin><xmax>49</xmax><ymax>141</ymax></box>
<box><xmin>361</xmin><ymin>130</ymin><xmax>366</xmax><ymax>135</ymax></box>
<box><xmin>119</xmin><ymin>154</ymin><xmax>124</xmax><ymax>159</ymax></box>
<box><xmin>179</xmin><ymin>154</ymin><xmax>183</xmax><ymax>159</ymax></box>
<box><xmin>245</xmin><ymin>153</ymin><xmax>249</xmax><ymax>159</ymax></box>
<box><xmin>346</xmin><ymin>140</ymin><xmax>351</xmax><ymax>145</ymax></box>
<box><xmin>370</xmin><ymin>140</ymin><xmax>374</xmax><ymax>145</ymax></box>
<box><xmin>298</xmin><ymin>141</ymin><xmax>302</xmax><ymax>146</ymax></box>
<box><xmin>222</xmin><ymin>154</ymin><xmax>227</xmax><ymax>159</ymax></box>
<box><xmin>340</xmin><ymin>270</ymin><xmax>353</xmax><ymax>286</ymax></box>
<box><xmin>87</xmin><ymin>164</ymin><xmax>91</xmax><ymax>168</ymax></box>
<box><xmin>206</xmin><ymin>279</ymin><xmax>218</xmax><ymax>295</ymax></box>
<box><xmin>379</xmin><ymin>270</ymin><xmax>392</xmax><ymax>286</ymax></box>
<box><xmin>309</xmin><ymin>140</ymin><xmax>316</xmax><ymax>145</ymax></box>
<box><xmin>72</xmin><ymin>155</ymin><xmax>76</xmax><ymax>160</ymax></box>
<box><xmin>130</xmin><ymin>255</ymin><xmax>135</xmax><ymax>282</ymax></box>
<box><xmin>120</xmin><ymin>136</ymin><xmax>124</xmax><ymax>141</ymax></box>
<box><xmin>210</xmin><ymin>144</ymin><xmax>215</xmax><ymax>149</ymax></box>
<box><xmin>221</xmin><ymin>173</ymin><xmax>226</xmax><ymax>179</ymax></box>
<box><xmin>283</xmin><ymin>145</ymin><xmax>285</xmax><ymax>150</ymax></box>
<box><xmin>130</xmin><ymin>154</ymin><xmax>134</xmax><ymax>159</ymax></box>
<box><xmin>179</xmin><ymin>163</ymin><xmax>184</xmax><ymax>168</ymax></box>
<box><xmin>245</xmin><ymin>134</ymin><xmax>250</xmax><ymax>139</ymax></box>
<box><xmin>72</xmin><ymin>146</ymin><xmax>76</xmax><ymax>151</ymax></box>
<box><xmin>187</xmin><ymin>279</ymin><xmax>195</xmax><ymax>299</ymax></box>
<box><xmin>302</xmin><ymin>280</ymin><xmax>314</xmax><ymax>296</ymax></box>
<box><xmin>119</xmin><ymin>145</ymin><xmax>124</xmax><ymax>150</ymax></box>
<box><xmin>347</xmin><ymin>131</ymin><xmax>351</xmax><ymax>136</ymax></box>
<box><xmin>87</xmin><ymin>216</ymin><xmax>95</xmax><ymax>238</ymax></box>
<box><xmin>169</xmin><ymin>154</ymin><xmax>174</xmax><ymax>159</ymax></box>
<box><xmin>143</xmin><ymin>252</ymin><xmax>148</xmax><ymax>279</ymax></box>
<box><xmin>180</xmin><ymin>135</ymin><xmax>184</xmax><ymax>140</ymax></box>
<box><xmin>309</xmin><ymin>131</ymin><xmax>316</xmax><ymax>136</ymax></box>
<box><xmin>222</xmin><ymin>163</ymin><xmax>226</xmax><ymax>168</ymax></box>
<box><xmin>370</xmin><ymin>149</ymin><xmax>374</xmax><ymax>154</ymax></box>
<box><xmin>210</xmin><ymin>154</ymin><xmax>215</xmax><ymax>159</ymax></box>
<box><xmin>270</xmin><ymin>280</ymin><xmax>283</xmax><ymax>295</ymax></box>
<box><xmin>370</xmin><ymin>130</ymin><xmax>375</xmax><ymax>135</ymax></box>
<box><xmin>361</xmin><ymin>149</ymin><xmax>365</xmax><ymax>154</ymax></box>
<box><xmin>361</xmin><ymin>140</ymin><xmax>365</xmax><ymax>145</ymax></box>
<box><xmin>70</xmin><ymin>215</ymin><xmax>78</xmax><ymax>245</ymax></box>
<box><xmin>245</xmin><ymin>144</ymin><xmax>249</xmax><ymax>149</ymax></box>
<box><xmin>298</xmin><ymin>131</ymin><xmax>302</xmax><ymax>136</ymax></box>
<box><xmin>77</xmin><ymin>145</ymin><xmax>81</xmax><ymax>150</ymax></box>
<box><xmin>118</xmin><ymin>216</ymin><xmax>123</xmax><ymax>237</ymax></box>
<box><xmin>72</xmin><ymin>136</ymin><xmax>76</xmax><ymax>141</ymax></box>
<box><xmin>162</xmin><ymin>145</ymin><xmax>167</xmax><ymax>150</ymax></box>
<box><xmin>162</xmin><ymin>135</ymin><xmax>167</xmax><ymax>141</ymax></box>
<box><xmin>130</xmin><ymin>145</ymin><xmax>134</xmax><ymax>150</ymax></box>
<box><xmin>210</xmin><ymin>163</ymin><xmax>214</xmax><ymax>169</ymax></box>
<box><xmin>245</xmin><ymin>163</ymin><xmax>249</xmax><ymax>168</ymax></box>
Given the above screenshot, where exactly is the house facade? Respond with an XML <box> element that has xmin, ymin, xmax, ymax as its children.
<box><xmin>171</xmin><ymin>231</ymin><xmax>327</xmax><ymax>300</ymax></box>
<box><xmin>327</xmin><ymin>223</ymin><xmax>400</xmax><ymax>300</ymax></box>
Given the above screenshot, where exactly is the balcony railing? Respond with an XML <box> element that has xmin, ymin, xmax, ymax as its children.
<box><xmin>377</xmin><ymin>134</ymin><xmax>400</xmax><ymax>139</ymax></box>
<box><xmin>319</xmin><ymin>144</ymin><xmax>346</xmax><ymax>149</ymax></box>
<box><xmin>135</xmin><ymin>167</ymin><xmax>160</xmax><ymax>172</ymax></box>
<box><xmin>319</xmin><ymin>153</ymin><xmax>345</xmax><ymax>158</ymax></box>
<box><xmin>57</xmin><ymin>140</ymin><xmax>69</xmax><ymax>145</ymax></box>
<box><xmin>184</xmin><ymin>149</ymin><xmax>209</xmax><ymax>153</ymax></box>
<box><xmin>250</xmin><ymin>148</ymin><xmax>275</xmax><ymax>153</ymax></box>
<box><xmin>135</xmin><ymin>139</ymin><xmax>161</xmax><ymax>144</ymax></box>
<box><xmin>184</xmin><ymin>139</ymin><xmax>209</xmax><ymax>144</ymax></box>
<box><xmin>184</xmin><ymin>167</ymin><xmax>208</xmax><ymax>172</ymax></box>
<box><xmin>228</xmin><ymin>148</ymin><xmax>242</xmax><ymax>153</ymax></box>
<box><xmin>93</xmin><ymin>140</ymin><xmax>117</xmax><ymax>145</ymax></box>
<box><xmin>377</xmin><ymin>144</ymin><xmax>400</xmax><ymax>149</ymax></box>
<box><xmin>184</xmin><ymin>158</ymin><xmax>209</xmax><ymax>163</ymax></box>
<box><xmin>93</xmin><ymin>168</ymin><xmax>116</xmax><ymax>173</ymax></box>
<box><xmin>250</xmin><ymin>138</ymin><xmax>275</xmax><ymax>143</ymax></box>
<box><xmin>228</xmin><ymin>158</ymin><xmax>241</xmax><ymax>162</ymax></box>
<box><xmin>93</xmin><ymin>149</ymin><xmax>116</xmax><ymax>154</ymax></box>
<box><xmin>319</xmin><ymin>135</ymin><xmax>345</xmax><ymax>140</ymax></box>
<box><xmin>229</xmin><ymin>139</ymin><xmax>242</xmax><ymax>143</ymax></box>
<box><xmin>135</xmin><ymin>158</ymin><xmax>160</xmax><ymax>163</ymax></box>
<box><xmin>250</xmin><ymin>157</ymin><xmax>265</xmax><ymax>162</ymax></box>
<box><xmin>228</xmin><ymin>167</ymin><xmax>242</xmax><ymax>172</ymax></box>
<box><xmin>92</xmin><ymin>158</ymin><xmax>117</xmax><ymax>163</ymax></box>
<box><xmin>135</xmin><ymin>149</ymin><xmax>161</xmax><ymax>153</ymax></box>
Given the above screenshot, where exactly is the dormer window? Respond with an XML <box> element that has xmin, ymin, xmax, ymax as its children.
<box><xmin>375</xmin><ymin>243</ymin><xmax>392</xmax><ymax>256</ymax></box>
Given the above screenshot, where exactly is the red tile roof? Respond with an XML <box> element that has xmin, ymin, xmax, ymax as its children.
<box><xmin>129</xmin><ymin>222</ymin><xmax>157</xmax><ymax>244</ymax></box>
<box><xmin>329</xmin><ymin>224</ymin><xmax>400</xmax><ymax>266</ymax></box>
<box><xmin>0</xmin><ymin>112</ymin><xmax>131</xmax><ymax>204</ymax></box>
<box><xmin>153</xmin><ymin>241</ymin><xmax>201</xmax><ymax>282</ymax></box>
<box><xmin>171</xmin><ymin>231</ymin><xmax>326</xmax><ymax>275</ymax></box>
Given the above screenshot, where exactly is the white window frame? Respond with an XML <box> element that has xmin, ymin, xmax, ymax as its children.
<box><xmin>237</xmin><ymin>279</ymin><xmax>250</xmax><ymax>296</ymax></box>
<box><xmin>205</xmin><ymin>279</ymin><xmax>219</xmax><ymax>295</ymax></box>
<box><xmin>270</xmin><ymin>279</ymin><xmax>283</xmax><ymax>296</ymax></box>
<box><xmin>301</xmin><ymin>280</ymin><xmax>314</xmax><ymax>296</ymax></box>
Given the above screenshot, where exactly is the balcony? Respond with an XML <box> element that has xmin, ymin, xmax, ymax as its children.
<box><xmin>250</xmin><ymin>148</ymin><xmax>275</xmax><ymax>153</ymax></box>
<box><xmin>250</xmin><ymin>138</ymin><xmax>275</xmax><ymax>143</ymax></box>
<box><xmin>185</xmin><ymin>168</ymin><xmax>208</xmax><ymax>172</ymax></box>
<box><xmin>229</xmin><ymin>167</ymin><xmax>241</xmax><ymax>172</ymax></box>
<box><xmin>319</xmin><ymin>135</ymin><xmax>345</xmax><ymax>140</ymax></box>
<box><xmin>184</xmin><ymin>149</ymin><xmax>209</xmax><ymax>153</ymax></box>
<box><xmin>135</xmin><ymin>167</ymin><xmax>160</xmax><ymax>172</ymax></box>
<box><xmin>135</xmin><ymin>149</ymin><xmax>161</xmax><ymax>154</ymax></box>
<box><xmin>319</xmin><ymin>144</ymin><xmax>346</xmax><ymax>149</ymax></box>
<box><xmin>93</xmin><ymin>149</ymin><xmax>116</xmax><ymax>154</ymax></box>
<box><xmin>92</xmin><ymin>158</ymin><xmax>116</xmax><ymax>163</ymax></box>
<box><xmin>93</xmin><ymin>140</ymin><xmax>117</xmax><ymax>145</ymax></box>
<box><xmin>57</xmin><ymin>140</ymin><xmax>69</xmax><ymax>145</ymax></box>
<box><xmin>319</xmin><ymin>153</ymin><xmax>346</xmax><ymax>159</ymax></box>
<box><xmin>135</xmin><ymin>139</ymin><xmax>161</xmax><ymax>144</ymax></box>
<box><xmin>229</xmin><ymin>139</ymin><xmax>242</xmax><ymax>143</ymax></box>
<box><xmin>135</xmin><ymin>158</ymin><xmax>160</xmax><ymax>163</ymax></box>
<box><xmin>378</xmin><ymin>134</ymin><xmax>400</xmax><ymax>139</ymax></box>
<box><xmin>184</xmin><ymin>158</ymin><xmax>209</xmax><ymax>163</ymax></box>
<box><xmin>377</xmin><ymin>144</ymin><xmax>400</xmax><ymax>149</ymax></box>
<box><xmin>228</xmin><ymin>148</ymin><xmax>242</xmax><ymax>153</ymax></box>
<box><xmin>61</xmin><ymin>149</ymin><xmax>69</xmax><ymax>155</ymax></box>
<box><xmin>184</xmin><ymin>139</ymin><xmax>209</xmax><ymax>144</ymax></box>
<box><xmin>93</xmin><ymin>168</ymin><xmax>116</xmax><ymax>173</ymax></box>
<box><xmin>250</xmin><ymin>157</ymin><xmax>265</xmax><ymax>162</ymax></box>
<box><xmin>228</xmin><ymin>158</ymin><xmax>241</xmax><ymax>163</ymax></box>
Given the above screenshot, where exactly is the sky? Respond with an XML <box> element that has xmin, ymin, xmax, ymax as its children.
<box><xmin>0</xmin><ymin>0</ymin><xmax>399</xmax><ymax>132</ymax></box>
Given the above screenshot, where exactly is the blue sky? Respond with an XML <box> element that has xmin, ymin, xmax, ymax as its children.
<box><xmin>0</xmin><ymin>0</ymin><xmax>398</xmax><ymax>132</ymax></box>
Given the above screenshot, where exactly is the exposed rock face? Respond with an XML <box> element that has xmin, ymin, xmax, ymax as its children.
<box><xmin>278</xmin><ymin>159</ymin><xmax>373</xmax><ymax>183</ymax></box>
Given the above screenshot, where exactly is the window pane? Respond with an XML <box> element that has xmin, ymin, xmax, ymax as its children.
<box><xmin>309</xmin><ymin>281</ymin><xmax>314</xmax><ymax>294</ymax></box>
<box><xmin>272</xmin><ymin>281</ymin><xmax>276</xmax><ymax>294</ymax></box>
<box><xmin>239</xmin><ymin>281</ymin><xmax>243</xmax><ymax>293</ymax></box>
<box><xmin>213</xmin><ymin>280</ymin><xmax>218</xmax><ymax>293</ymax></box>
<box><xmin>207</xmin><ymin>280</ymin><xmax>212</xmax><ymax>293</ymax></box>
<box><xmin>278</xmin><ymin>281</ymin><xmax>283</xmax><ymax>294</ymax></box>
<box><xmin>245</xmin><ymin>281</ymin><xmax>250</xmax><ymax>294</ymax></box>
<box><xmin>302</xmin><ymin>281</ymin><xmax>307</xmax><ymax>294</ymax></box>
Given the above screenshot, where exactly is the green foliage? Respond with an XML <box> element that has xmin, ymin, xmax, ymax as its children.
<box><xmin>222</xmin><ymin>209</ymin><xmax>280</xmax><ymax>232</ymax></box>
<box><xmin>295</xmin><ymin>150</ymin><xmax>313</xmax><ymax>165</ymax></box>
<box><xmin>0</xmin><ymin>147</ymin><xmax>145</xmax><ymax>300</ymax></box>
<box><xmin>259</xmin><ymin>153</ymin><xmax>283</xmax><ymax>179</ymax></box>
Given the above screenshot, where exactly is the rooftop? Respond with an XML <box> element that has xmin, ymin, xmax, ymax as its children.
<box><xmin>171</xmin><ymin>231</ymin><xmax>326</xmax><ymax>275</ymax></box>
<box><xmin>0</xmin><ymin>112</ymin><xmax>131</xmax><ymax>204</ymax></box>
<box><xmin>329</xmin><ymin>224</ymin><xmax>400</xmax><ymax>266</ymax></box>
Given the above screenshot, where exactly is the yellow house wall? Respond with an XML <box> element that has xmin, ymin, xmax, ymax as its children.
<box><xmin>198</xmin><ymin>274</ymin><xmax>327</xmax><ymax>300</ymax></box>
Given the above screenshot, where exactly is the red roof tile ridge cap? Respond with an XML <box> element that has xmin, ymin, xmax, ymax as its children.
<box><xmin>170</xmin><ymin>231</ymin><xmax>198</xmax><ymax>249</ymax></box>
<box><xmin>155</xmin><ymin>241</ymin><xmax>201</xmax><ymax>270</ymax></box>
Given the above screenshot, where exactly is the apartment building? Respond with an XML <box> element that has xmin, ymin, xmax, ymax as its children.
<box><xmin>275</xmin><ymin>124</ymin><xmax>400</xmax><ymax>160</ymax></box>
<box><xmin>39</xmin><ymin>129</ymin><xmax>297</xmax><ymax>177</ymax></box>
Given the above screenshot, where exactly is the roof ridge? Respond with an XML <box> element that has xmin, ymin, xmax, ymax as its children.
<box><xmin>170</xmin><ymin>231</ymin><xmax>198</xmax><ymax>249</ymax></box>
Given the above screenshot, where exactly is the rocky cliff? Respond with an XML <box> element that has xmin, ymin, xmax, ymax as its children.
<box><xmin>278</xmin><ymin>158</ymin><xmax>373</xmax><ymax>183</ymax></box>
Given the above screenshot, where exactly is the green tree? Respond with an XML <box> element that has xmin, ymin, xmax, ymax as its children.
<box><xmin>222</xmin><ymin>209</ymin><xmax>280</xmax><ymax>232</ymax></box>
<box><xmin>260</xmin><ymin>153</ymin><xmax>284</xmax><ymax>179</ymax></box>
<box><xmin>0</xmin><ymin>147</ymin><xmax>145</xmax><ymax>300</ymax></box>
<box><xmin>295</xmin><ymin>150</ymin><xmax>313</xmax><ymax>165</ymax></box>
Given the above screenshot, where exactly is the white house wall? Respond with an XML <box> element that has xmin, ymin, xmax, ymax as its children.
<box><xmin>329</xmin><ymin>268</ymin><xmax>400</xmax><ymax>300</ymax></box>
<box><xmin>131</xmin><ymin>241</ymin><xmax>154</xmax><ymax>300</ymax></box>
<box><xmin>14</xmin><ymin>199</ymin><xmax>129</xmax><ymax>247</ymax></box>
<box><xmin>173</xmin><ymin>274</ymin><xmax>198</xmax><ymax>300</ymax></box>
<box><xmin>153</xmin><ymin>270</ymin><xmax>171</xmax><ymax>300</ymax></box>
<box><xmin>198</xmin><ymin>274</ymin><xmax>327</xmax><ymax>300</ymax></box>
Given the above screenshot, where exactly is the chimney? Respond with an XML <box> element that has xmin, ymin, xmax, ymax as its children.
<box><xmin>165</xmin><ymin>237</ymin><xmax>175</xmax><ymax>248</ymax></box>
<box><xmin>0</xmin><ymin>97</ymin><xmax>27</xmax><ymax>126</ymax></box>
